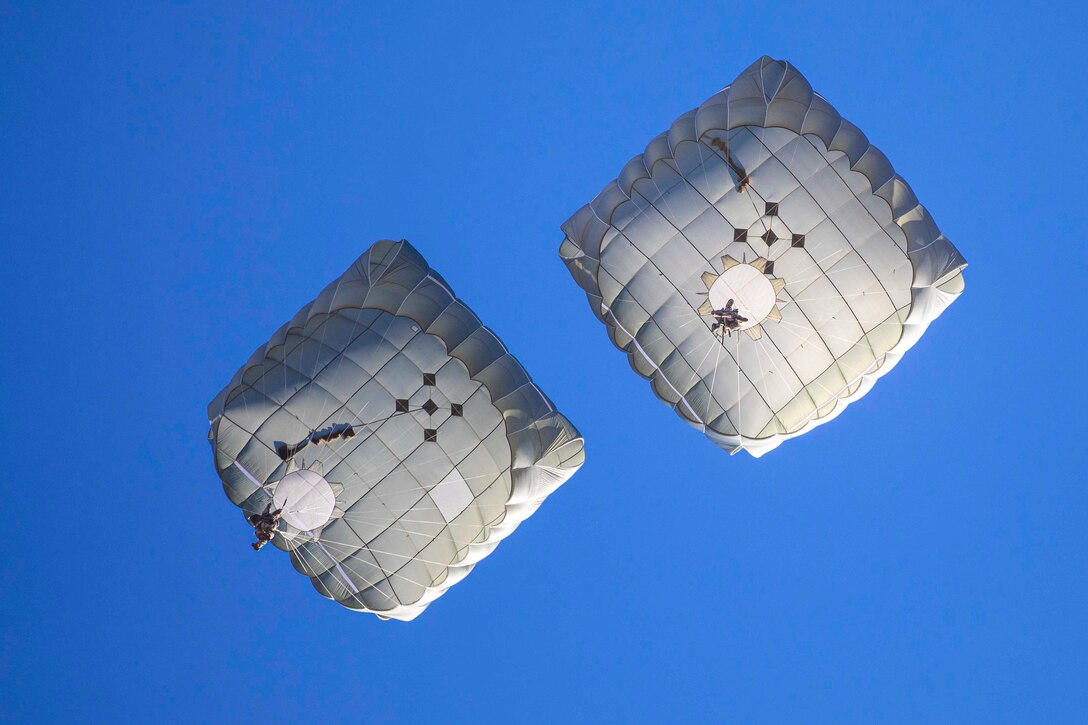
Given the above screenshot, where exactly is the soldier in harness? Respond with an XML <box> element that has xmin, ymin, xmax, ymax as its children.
<box><xmin>710</xmin><ymin>299</ymin><xmax>748</xmax><ymax>337</ymax></box>
<box><xmin>248</xmin><ymin>502</ymin><xmax>283</xmax><ymax>551</ymax></box>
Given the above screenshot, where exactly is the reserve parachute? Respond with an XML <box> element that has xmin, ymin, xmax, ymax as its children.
<box><xmin>560</xmin><ymin>57</ymin><xmax>966</xmax><ymax>456</ymax></box>
<box><xmin>209</xmin><ymin>240</ymin><xmax>585</xmax><ymax>620</ymax></box>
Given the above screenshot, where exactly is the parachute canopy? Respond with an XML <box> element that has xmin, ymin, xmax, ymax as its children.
<box><xmin>560</xmin><ymin>57</ymin><xmax>966</xmax><ymax>456</ymax></box>
<box><xmin>209</xmin><ymin>240</ymin><xmax>585</xmax><ymax>620</ymax></box>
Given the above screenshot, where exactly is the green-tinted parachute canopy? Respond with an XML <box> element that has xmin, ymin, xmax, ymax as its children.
<box><xmin>560</xmin><ymin>57</ymin><xmax>966</xmax><ymax>457</ymax></box>
<box><xmin>208</xmin><ymin>240</ymin><xmax>585</xmax><ymax>620</ymax></box>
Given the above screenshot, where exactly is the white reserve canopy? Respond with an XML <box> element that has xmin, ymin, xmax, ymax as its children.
<box><xmin>208</xmin><ymin>240</ymin><xmax>585</xmax><ymax>620</ymax></box>
<box><xmin>560</xmin><ymin>57</ymin><xmax>967</xmax><ymax>457</ymax></box>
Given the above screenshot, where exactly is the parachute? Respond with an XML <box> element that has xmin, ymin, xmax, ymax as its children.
<box><xmin>560</xmin><ymin>57</ymin><xmax>966</xmax><ymax>456</ymax></box>
<box><xmin>208</xmin><ymin>240</ymin><xmax>585</xmax><ymax>619</ymax></box>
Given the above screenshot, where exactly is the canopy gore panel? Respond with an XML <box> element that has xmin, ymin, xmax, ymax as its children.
<box><xmin>560</xmin><ymin>56</ymin><xmax>966</xmax><ymax>457</ymax></box>
<box><xmin>209</xmin><ymin>240</ymin><xmax>585</xmax><ymax>620</ymax></box>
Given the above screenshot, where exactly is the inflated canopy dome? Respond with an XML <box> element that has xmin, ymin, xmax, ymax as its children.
<box><xmin>209</xmin><ymin>240</ymin><xmax>585</xmax><ymax>620</ymax></box>
<box><xmin>560</xmin><ymin>56</ymin><xmax>966</xmax><ymax>457</ymax></box>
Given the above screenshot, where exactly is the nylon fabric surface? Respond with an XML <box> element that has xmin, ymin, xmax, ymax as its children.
<box><xmin>560</xmin><ymin>56</ymin><xmax>966</xmax><ymax>456</ymax></box>
<box><xmin>209</xmin><ymin>240</ymin><xmax>585</xmax><ymax>620</ymax></box>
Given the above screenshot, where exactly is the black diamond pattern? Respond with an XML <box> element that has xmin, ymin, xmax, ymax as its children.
<box><xmin>765</xmin><ymin>201</ymin><xmax>779</xmax><ymax>216</ymax></box>
<box><xmin>792</xmin><ymin>233</ymin><xmax>805</xmax><ymax>248</ymax></box>
<box><xmin>733</xmin><ymin>228</ymin><xmax>747</xmax><ymax>243</ymax></box>
<box><xmin>450</xmin><ymin>403</ymin><xmax>463</xmax><ymax>417</ymax></box>
<box><xmin>395</xmin><ymin>399</ymin><xmax>410</xmax><ymax>413</ymax></box>
<box><xmin>423</xmin><ymin>429</ymin><xmax>438</xmax><ymax>443</ymax></box>
<box><xmin>422</xmin><ymin>373</ymin><xmax>436</xmax><ymax>386</ymax></box>
<box><xmin>422</xmin><ymin>399</ymin><xmax>438</xmax><ymax>415</ymax></box>
<box><xmin>761</xmin><ymin>230</ymin><xmax>778</xmax><ymax>245</ymax></box>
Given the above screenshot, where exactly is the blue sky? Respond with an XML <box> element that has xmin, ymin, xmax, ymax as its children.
<box><xmin>2</xmin><ymin>1</ymin><xmax>1086</xmax><ymax>722</ymax></box>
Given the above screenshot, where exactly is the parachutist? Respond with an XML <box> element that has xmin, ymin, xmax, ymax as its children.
<box><xmin>276</xmin><ymin>422</ymin><xmax>356</xmax><ymax>461</ymax></box>
<box><xmin>710</xmin><ymin>299</ymin><xmax>748</xmax><ymax>337</ymax></box>
<box><xmin>248</xmin><ymin>502</ymin><xmax>283</xmax><ymax>551</ymax></box>
<box><xmin>708</xmin><ymin>137</ymin><xmax>751</xmax><ymax>193</ymax></box>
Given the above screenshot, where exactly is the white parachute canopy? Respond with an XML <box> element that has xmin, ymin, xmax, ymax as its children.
<box><xmin>209</xmin><ymin>240</ymin><xmax>585</xmax><ymax>620</ymax></box>
<box><xmin>560</xmin><ymin>56</ymin><xmax>966</xmax><ymax>457</ymax></box>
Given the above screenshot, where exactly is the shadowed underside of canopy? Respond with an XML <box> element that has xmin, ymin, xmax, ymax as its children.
<box><xmin>209</xmin><ymin>240</ymin><xmax>585</xmax><ymax>620</ymax></box>
<box><xmin>561</xmin><ymin>56</ymin><xmax>966</xmax><ymax>457</ymax></box>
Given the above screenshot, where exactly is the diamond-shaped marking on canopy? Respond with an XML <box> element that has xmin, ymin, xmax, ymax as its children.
<box><xmin>765</xmin><ymin>201</ymin><xmax>779</xmax><ymax>217</ymax></box>
<box><xmin>761</xmin><ymin>230</ymin><xmax>778</xmax><ymax>245</ymax></box>
<box><xmin>733</xmin><ymin>228</ymin><xmax>747</xmax><ymax>243</ymax></box>
<box><xmin>422</xmin><ymin>399</ymin><xmax>439</xmax><ymax>416</ymax></box>
<box><xmin>792</xmin><ymin>233</ymin><xmax>805</xmax><ymax>248</ymax></box>
<box><xmin>423</xmin><ymin>428</ymin><xmax>438</xmax><ymax>443</ymax></box>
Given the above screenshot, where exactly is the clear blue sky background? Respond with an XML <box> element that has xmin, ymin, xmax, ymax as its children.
<box><xmin>2</xmin><ymin>2</ymin><xmax>1086</xmax><ymax>722</ymax></box>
